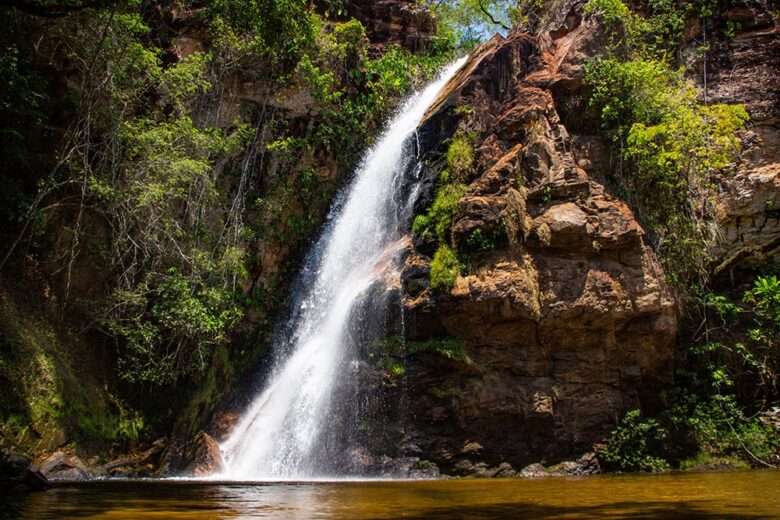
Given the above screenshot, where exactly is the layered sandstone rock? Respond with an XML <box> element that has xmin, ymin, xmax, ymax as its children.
<box><xmin>400</xmin><ymin>26</ymin><xmax>677</xmax><ymax>471</ymax></box>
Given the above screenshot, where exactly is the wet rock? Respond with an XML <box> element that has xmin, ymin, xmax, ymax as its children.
<box><xmin>547</xmin><ymin>452</ymin><xmax>601</xmax><ymax>476</ymax></box>
<box><xmin>452</xmin><ymin>459</ymin><xmax>495</xmax><ymax>477</ymax></box>
<box><xmin>101</xmin><ymin>438</ymin><xmax>166</xmax><ymax>478</ymax></box>
<box><xmin>493</xmin><ymin>462</ymin><xmax>517</xmax><ymax>478</ymax></box>
<box><xmin>573</xmin><ymin>452</ymin><xmax>601</xmax><ymax>475</ymax></box>
<box><xmin>408</xmin><ymin>459</ymin><xmax>440</xmax><ymax>479</ymax></box>
<box><xmin>374</xmin><ymin>455</ymin><xmax>440</xmax><ymax>479</ymax></box>
<box><xmin>343</xmin><ymin>446</ymin><xmax>376</xmax><ymax>474</ymax></box>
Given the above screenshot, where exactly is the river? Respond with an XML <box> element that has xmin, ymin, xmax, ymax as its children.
<box><xmin>5</xmin><ymin>470</ymin><xmax>780</xmax><ymax>519</ymax></box>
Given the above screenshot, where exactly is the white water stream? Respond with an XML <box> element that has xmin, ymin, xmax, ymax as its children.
<box><xmin>219</xmin><ymin>58</ymin><xmax>466</xmax><ymax>480</ymax></box>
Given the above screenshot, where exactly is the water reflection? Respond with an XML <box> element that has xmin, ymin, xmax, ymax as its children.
<box><xmin>6</xmin><ymin>471</ymin><xmax>780</xmax><ymax>519</ymax></box>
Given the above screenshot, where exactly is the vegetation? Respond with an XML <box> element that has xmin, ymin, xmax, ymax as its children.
<box><xmin>1</xmin><ymin>0</ymin><xmax>776</xmax><ymax>478</ymax></box>
<box><xmin>585</xmin><ymin>0</ymin><xmax>778</xmax><ymax>472</ymax></box>
<box><xmin>602</xmin><ymin>393</ymin><xmax>778</xmax><ymax>472</ymax></box>
<box><xmin>445</xmin><ymin>132</ymin><xmax>475</xmax><ymax>180</ymax></box>
<box><xmin>602</xmin><ymin>272</ymin><xmax>780</xmax><ymax>472</ymax></box>
<box><xmin>407</xmin><ymin>336</ymin><xmax>468</xmax><ymax>362</ymax></box>
<box><xmin>695</xmin><ymin>274</ymin><xmax>780</xmax><ymax>408</ymax></box>
<box><xmin>601</xmin><ymin>410</ymin><xmax>670</xmax><ymax>472</ymax></box>
<box><xmin>412</xmin><ymin>133</ymin><xmax>479</xmax><ymax>290</ymax></box>
<box><xmin>583</xmin><ymin>0</ymin><xmax>748</xmax><ymax>286</ymax></box>
<box><xmin>0</xmin><ymin>0</ymin><xmax>459</xmax><ymax>451</ymax></box>
<box><xmin>430</xmin><ymin>244</ymin><xmax>462</xmax><ymax>290</ymax></box>
<box><xmin>413</xmin><ymin>183</ymin><xmax>467</xmax><ymax>243</ymax></box>
<box><xmin>0</xmin><ymin>0</ymin><xmax>456</xmax><ymax>392</ymax></box>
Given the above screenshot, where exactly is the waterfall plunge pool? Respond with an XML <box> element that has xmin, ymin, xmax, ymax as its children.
<box><xmin>5</xmin><ymin>470</ymin><xmax>780</xmax><ymax>519</ymax></box>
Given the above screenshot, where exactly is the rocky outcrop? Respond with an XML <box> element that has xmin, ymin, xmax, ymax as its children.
<box><xmin>36</xmin><ymin>451</ymin><xmax>91</xmax><ymax>481</ymax></box>
<box><xmin>399</xmin><ymin>24</ymin><xmax>677</xmax><ymax>472</ymax></box>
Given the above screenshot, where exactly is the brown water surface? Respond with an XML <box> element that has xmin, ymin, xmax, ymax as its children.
<box><xmin>4</xmin><ymin>470</ymin><xmax>780</xmax><ymax>519</ymax></box>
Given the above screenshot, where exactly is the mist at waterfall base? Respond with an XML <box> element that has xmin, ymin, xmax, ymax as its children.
<box><xmin>217</xmin><ymin>58</ymin><xmax>467</xmax><ymax>481</ymax></box>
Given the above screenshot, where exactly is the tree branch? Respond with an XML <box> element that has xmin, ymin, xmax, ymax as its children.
<box><xmin>478</xmin><ymin>0</ymin><xmax>511</xmax><ymax>31</ymax></box>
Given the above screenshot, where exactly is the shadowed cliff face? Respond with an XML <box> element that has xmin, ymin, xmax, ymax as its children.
<box><xmin>398</xmin><ymin>25</ymin><xmax>678</xmax><ymax>472</ymax></box>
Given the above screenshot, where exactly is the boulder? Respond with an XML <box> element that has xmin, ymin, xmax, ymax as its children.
<box><xmin>37</xmin><ymin>451</ymin><xmax>91</xmax><ymax>481</ymax></box>
<box><xmin>532</xmin><ymin>202</ymin><xmax>589</xmax><ymax>251</ymax></box>
<box><xmin>519</xmin><ymin>463</ymin><xmax>548</xmax><ymax>478</ymax></box>
<box><xmin>182</xmin><ymin>432</ymin><xmax>224</xmax><ymax>477</ymax></box>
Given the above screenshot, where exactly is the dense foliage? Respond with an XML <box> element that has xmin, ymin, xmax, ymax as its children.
<box><xmin>0</xmin><ymin>0</ymin><xmax>454</xmax><ymax>393</ymax></box>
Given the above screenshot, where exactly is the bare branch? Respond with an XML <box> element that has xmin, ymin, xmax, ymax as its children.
<box><xmin>478</xmin><ymin>0</ymin><xmax>511</xmax><ymax>31</ymax></box>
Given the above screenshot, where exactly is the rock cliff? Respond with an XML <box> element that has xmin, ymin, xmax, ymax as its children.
<box><xmin>387</xmin><ymin>0</ymin><xmax>780</xmax><ymax>475</ymax></box>
<box><xmin>395</xmin><ymin>24</ymin><xmax>678</xmax><ymax>472</ymax></box>
<box><xmin>701</xmin><ymin>5</ymin><xmax>780</xmax><ymax>274</ymax></box>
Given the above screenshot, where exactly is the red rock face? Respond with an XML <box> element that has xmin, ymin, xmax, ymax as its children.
<box><xmin>400</xmin><ymin>26</ymin><xmax>677</xmax><ymax>471</ymax></box>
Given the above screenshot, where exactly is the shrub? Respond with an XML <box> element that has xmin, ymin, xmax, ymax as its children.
<box><xmin>430</xmin><ymin>244</ymin><xmax>461</xmax><ymax>291</ymax></box>
<box><xmin>696</xmin><ymin>274</ymin><xmax>780</xmax><ymax>402</ymax></box>
<box><xmin>413</xmin><ymin>183</ymin><xmax>467</xmax><ymax>242</ymax></box>
<box><xmin>104</xmin><ymin>268</ymin><xmax>243</xmax><ymax>386</ymax></box>
<box><xmin>664</xmin><ymin>392</ymin><xmax>779</xmax><ymax>466</ymax></box>
<box><xmin>584</xmin><ymin>0</ymin><xmax>705</xmax><ymax>59</ymax></box>
<box><xmin>601</xmin><ymin>409</ymin><xmax>670</xmax><ymax>472</ymax></box>
<box><xmin>584</xmin><ymin>56</ymin><xmax>748</xmax><ymax>285</ymax></box>
<box><xmin>207</xmin><ymin>0</ymin><xmax>316</xmax><ymax>73</ymax></box>
<box><xmin>461</xmin><ymin>227</ymin><xmax>500</xmax><ymax>253</ymax></box>
<box><xmin>446</xmin><ymin>133</ymin><xmax>474</xmax><ymax>179</ymax></box>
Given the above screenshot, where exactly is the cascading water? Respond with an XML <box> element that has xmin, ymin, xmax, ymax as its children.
<box><xmin>219</xmin><ymin>57</ymin><xmax>467</xmax><ymax>480</ymax></box>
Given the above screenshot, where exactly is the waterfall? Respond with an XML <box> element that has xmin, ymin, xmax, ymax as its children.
<box><xmin>219</xmin><ymin>57</ymin><xmax>467</xmax><ymax>480</ymax></box>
